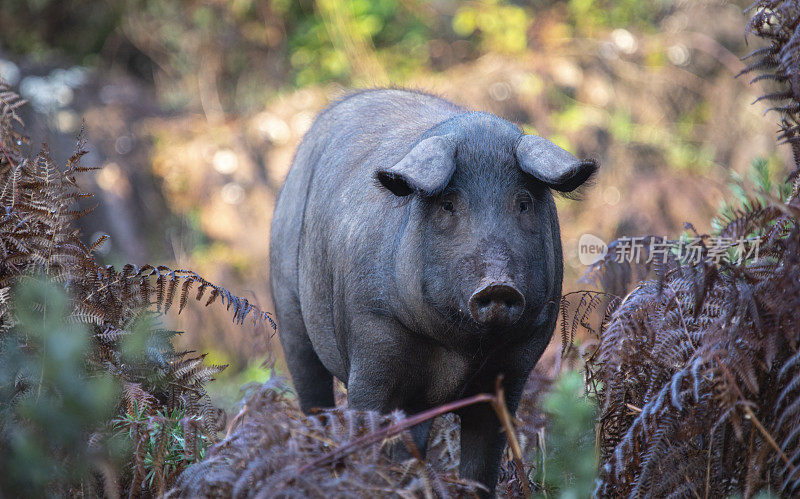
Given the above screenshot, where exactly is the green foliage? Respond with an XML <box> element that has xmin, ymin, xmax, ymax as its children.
<box><xmin>0</xmin><ymin>279</ymin><xmax>120</xmax><ymax>496</ymax></box>
<box><xmin>0</xmin><ymin>0</ymin><xmax>122</xmax><ymax>62</ymax></box>
<box><xmin>203</xmin><ymin>348</ymin><xmax>272</xmax><ymax>411</ymax></box>
<box><xmin>0</xmin><ymin>0</ymin><xmax>697</xmax><ymax>112</ymax></box>
<box><xmin>604</xmin><ymin>109</ymin><xmax>714</xmax><ymax>173</ymax></box>
<box><xmin>276</xmin><ymin>0</ymin><xmax>431</xmax><ymax>86</ymax></box>
<box><xmin>711</xmin><ymin>156</ymin><xmax>792</xmax><ymax>234</ymax></box>
<box><xmin>115</xmin><ymin>403</ymin><xmax>209</xmax><ymax>490</ymax></box>
<box><xmin>536</xmin><ymin>371</ymin><xmax>597</xmax><ymax>499</ymax></box>
<box><xmin>452</xmin><ymin>0</ymin><xmax>531</xmax><ymax>54</ymax></box>
<box><xmin>116</xmin><ymin>0</ymin><xmax>290</xmax><ymax>110</ymax></box>
<box><xmin>566</xmin><ymin>0</ymin><xmax>673</xmax><ymax>35</ymax></box>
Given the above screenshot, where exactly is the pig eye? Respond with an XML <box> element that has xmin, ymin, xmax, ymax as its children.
<box><xmin>441</xmin><ymin>200</ymin><xmax>455</xmax><ymax>213</ymax></box>
<box><xmin>519</xmin><ymin>200</ymin><xmax>531</xmax><ymax>213</ymax></box>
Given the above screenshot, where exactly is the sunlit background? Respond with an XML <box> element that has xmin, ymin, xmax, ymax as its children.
<box><xmin>0</xmin><ymin>0</ymin><xmax>789</xmax><ymax>410</ymax></box>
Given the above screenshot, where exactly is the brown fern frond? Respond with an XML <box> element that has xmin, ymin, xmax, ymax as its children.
<box><xmin>178</xmin><ymin>279</ymin><xmax>194</xmax><ymax>314</ymax></box>
<box><xmin>743</xmin><ymin>0</ymin><xmax>800</xmax><ymax>172</ymax></box>
<box><xmin>0</xmin><ymin>79</ymin><xmax>275</xmax><ymax>497</ymax></box>
<box><xmin>166</xmin><ymin>381</ymin><xmax>482</xmax><ymax>498</ymax></box>
<box><xmin>123</xmin><ymin>382</ymin><xmax>158</xmax><ymax>414</ymax></box>
<box><xmin>588</xmin><ymin>207</ymin><xmax>800</xmax><ymax>496</ymax></box>
<box><xmin>0</xmin><ymin>85</ymin><xmax>26</xmax><ymax>129</ymax></box>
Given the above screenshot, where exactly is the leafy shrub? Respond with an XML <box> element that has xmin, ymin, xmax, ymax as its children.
<box><xmin>0</xmin><ymin>279</ymin><xmax>119</xmax><ymax>496</ymax></box>
<box><xmin>536</xmin><ymin>371</ymin><xmax>597</xmax><ymax>498</ymax></box>
<box><xmin>277</xmin><ymin>0</ymin><xmax>431</xmax><ymax>86</ymax></box>
<box><xmin>452</xmin><ymin>0</ymin><xmax>531</xmax><ymax>54</ymax></box>
<box><xmin>115</xmin><ymin>403</ymin><xmax>211</xmax><ymax>493</ymax></box>
<box><xmin>712</xmin><ymin>156</ymin><xmax>793</xmax><ymax>234</ymax></box>
<box><xmin>566</xmin><ymin>0</ymin><xmax>674</xmax><ymax>35</ymax></box>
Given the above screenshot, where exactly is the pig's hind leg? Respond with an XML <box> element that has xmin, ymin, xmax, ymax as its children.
<box><xmin>275</xmin><ymin>296</ymin><xmax>335</xmax><ymax>414</ymax></box>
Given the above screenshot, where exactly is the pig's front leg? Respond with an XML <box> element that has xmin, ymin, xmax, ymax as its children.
<box><xmin>348</xmin><ymin>366</ymin><xmax>434</xmax><ymax>460</ymax></box>
<box><xmin>345</xmin><ymin>324</ymin><xmax>433</xmax><ymax>458</ymax></box>
<box><xmin>457</xmin><ymin>375</ymin><xmax>526</xmax><ymax>497</ymax></box>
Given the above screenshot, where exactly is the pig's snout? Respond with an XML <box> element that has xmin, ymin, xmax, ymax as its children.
<box><xmin>468</xmin><ymin>282</ymin><xmax>525</xmax><ymax>326</ymax></box>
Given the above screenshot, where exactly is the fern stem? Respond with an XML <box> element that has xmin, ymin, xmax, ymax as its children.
<box><xmin>665</xmin><ymin>282</ymin><xmax>691</xmax><ymax>342</ymax></box>
<box><xmin>294</xmin><ymin>392</ymin><xmax>495</xmax><ymax>476</ymax></box>
<box><xmin>36</xmin><ymin>301</ymin><xmax>46</xmax><ymax>401</ymax></box>
<box><xmin>714</xmin><ymin>354</ymin><xmax>797</xmax><ymax>475</ymax></box>
<box><xmin>0</xmin><ymin>141</ymin><xmax>15</xmax><ymax>169</ymax></box>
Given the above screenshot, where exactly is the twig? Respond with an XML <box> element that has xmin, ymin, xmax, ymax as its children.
<box><xmin>491</xmin><ymin>376</ymin><xmax>533</xmax><ymax>499</ymax></box>
<box><xmin>686</xmin><ymin>474</ymin><xmax>702</xmax><ymax>499</ymax></box>
<box><xmin>400</xmin><ymin>430</ymin><xmax>424</xmax><ymax>462</ymax></box>
<box><xmin>705</xmin><ymin>428</ymin><xmax>713</xmax><ymax>499</ymax></box>
<box><xmin>295</xmin><ymin>393</ymin><xmax>495</xmax><ymax>475</ymax></box>
<box><xmin>560</xmin><ymin>290</ymin><xmax>620</xmax><ymax>301</ymax></box>
<box><xmin>625</xmin><ymin>403</ymin><xmax>643</xmax><ymax>414</ymax></box>
<box><xmin>226</xmin><ymin>405</ymin><xmax>247</xmax><ymax>438</ymax></box>
<box><xmin>291</xmin><ymin>381</ymin><xmax>534</xmax><ymax>497</ymax></box>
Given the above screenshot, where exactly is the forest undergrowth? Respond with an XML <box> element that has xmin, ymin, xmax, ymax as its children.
<box><xmin>169</xmin><ymin>1</ymin><xmax>800</xmax><ymax>497</ymax></box>
<box><xmin>572</xmin><ymin>0</ymin><xmax>800</xmax><ymax>496</ymax></box>
<box><xmin>0</xmin><ymin>80</ymin><xmax>274</xmax><ymax>496</ymax></box>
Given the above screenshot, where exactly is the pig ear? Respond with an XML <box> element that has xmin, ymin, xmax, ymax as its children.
<box><xmin>375</xmin><ymin>135</ymin><xmax>456</xmax><ymax>197</ymax></box>
<box><xmin>515</xmin><ymin>135</ymin><xmax>598</xmax><ymax>192</ymax></box>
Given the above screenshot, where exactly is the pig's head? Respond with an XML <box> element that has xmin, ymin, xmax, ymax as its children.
<box><xmin>375</xmin><ymin>112</ymin><xmax>597</xmax><ymax>335</ymax></box>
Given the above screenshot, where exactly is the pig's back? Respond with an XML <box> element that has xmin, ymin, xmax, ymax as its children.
<box><xmin>306</xmin><ymin>89</ymin><xmax>463</xmax><ymax>187</ymax></box>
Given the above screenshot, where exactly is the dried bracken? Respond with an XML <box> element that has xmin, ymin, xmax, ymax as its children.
<box><xmin>587</xmin><ymin>196</ymin><xmax>800</xmax><ymax>497</ymax></box>
<box><xmin>579</xmin><ymin>2</ymin><xmax>800</xmax><ymax>496</ymax></box>
<box><xmin>168</xmin><ymin>379</ymin><xmax>481</xmax><ymax>498</ymax></box>
<box><xmin>167</xmin><ymin>373</ymin><xmax>554</xmax><ymax>498</ymax></box>
<box><xmin>0</xmin><ymin>80</ymin><xmax>274</xmax><ymax>496</ymax></box>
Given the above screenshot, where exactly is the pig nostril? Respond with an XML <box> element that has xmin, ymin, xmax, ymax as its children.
<box><xmin>476</xmin><ymin>288</ymin><xmax>518</xmax><ymax>308</ymax></box>
<box><xmin>468</xmin><ymin>284</ymin><xmax>525</xmax><ymax>326</ymax></box>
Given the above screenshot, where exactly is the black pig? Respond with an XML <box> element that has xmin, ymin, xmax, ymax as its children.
<box><xmin>269</xmin><ymin>89</ymin><xmax>596</xmax><ymax>494</ymax></box>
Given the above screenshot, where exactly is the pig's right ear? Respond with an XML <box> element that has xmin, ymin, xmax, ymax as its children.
<box><xmin>375</xmin><ymin>135</ymin><xmax>456</xmax><ymax>197</ymax></box>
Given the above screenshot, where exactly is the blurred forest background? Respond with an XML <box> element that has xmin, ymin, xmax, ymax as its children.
<box><xmin>0</xmin><ymin>0</ymin><xmax>791</xmax><ymax>410</ymax></box>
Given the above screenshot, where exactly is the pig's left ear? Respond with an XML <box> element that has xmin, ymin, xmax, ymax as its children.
<box><xmin>515</xmin><ymin>135</ymin><xmax>598</xmax><ymax>192</ymax></box>
<box><xmin>375</xmin><ymin>135</ymin><xmax>456</xmax><ymax>197</ymax></box>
